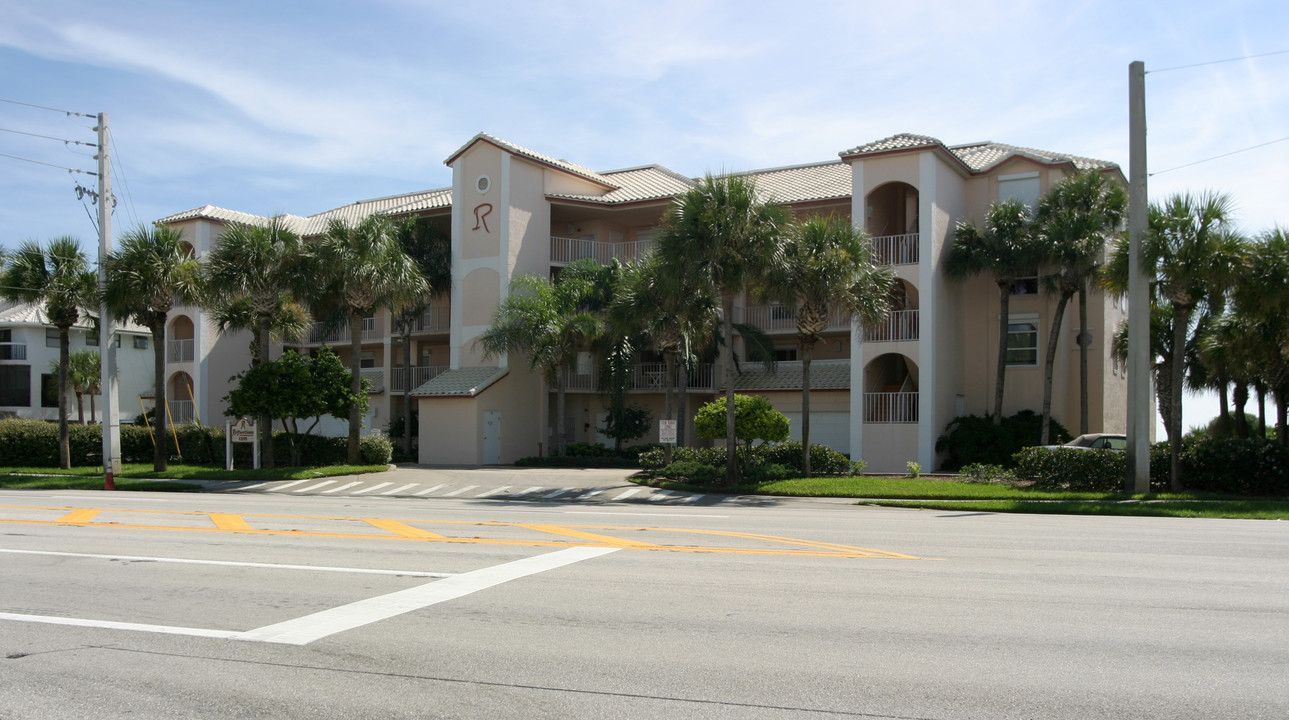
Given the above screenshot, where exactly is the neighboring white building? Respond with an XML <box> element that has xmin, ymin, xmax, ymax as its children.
<box><xmin>0</xmin><ymin>301</ymin><xmax>155</xmax><ymax>423</ymax></box>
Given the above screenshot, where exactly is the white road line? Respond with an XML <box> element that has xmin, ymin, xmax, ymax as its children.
<box><xmin>0</xmin><ymin>612</ymin><xmax>244</xmax><ymax>640</ymax></box>
<box><xmin>352</xmin><ymin>482</ymin><xmax>393</xmax><ymax>495</ymax></box>
<box><xmin>414</xmin><ymin>484</ymin><xmax>446</xmax><ymax>496</ymax></box>
<box><xmin>474</xmin><ymin>486</ymin><xmax>511</xmax><ymax>498</ymax></box>
<box><xmin>269</xmin><ymin>479</ymin><xmax>312</xmax><ymax>492</ymax></box>
<box><xmin>0</xmin><ymin>549</ymin><xmax>454</xmax><ymax>577</ymax></box>
<box><xmin>294</xmin><ymin>480</ymin><xmax>337</xmax><ymax>493</ymax></box>
<box><xmin>516</xmin><ymin>486</ymin><xmax>544</xmax><ymax>496</ymax></box>
<box><xmin>611</xmin><ymin>488</ymin><xmax>643</xmax><ymax>501</ymax></box>
<box><xmin>648</xmin><ymin>490</ymin><xmax>675</xmax><ymax>502</ymax></box>
<box><xmin>380</xmin><ymin>484</ymin><xmax>419</xmax><ymax>495</ymax></box>
<box><xmin>541</xmin><ymin>487</ymin><xmax>576</xmax><ymax>499</ymax></box>
<box><xmin>580</xmin><ymin>489</ymin><xmax>604</xmax><ymax>500</ymax></box>
<box><xmin>442</xmin><ymin>485</ymin><xmax>479</xmax><ymax>497</ymax></box>
<box><xmin>682</xmin><ymin>494</ymin><xmax>706</xmax><ymax>504</ymax></box>
<box><xmin>321</xmin><ymin>481</ymin><xmax>363</xmax><ymax>494</ymax></box>
<box><xmin>239</xmin><ymin>547</ymin><xmax>620</xmax><ymax>645</ymax></box>
<box><xmin>238</xmin><ymin>482</ymin><xmax>270</xmax><ymax>490</ymax></box>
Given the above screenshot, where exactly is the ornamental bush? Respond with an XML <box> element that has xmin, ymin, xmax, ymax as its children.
<box><xmin>1013</xmin><ymin>447</ymin><xmax>1125</xmax><ymax>491</ymax></box>
<box><xmin>655</xmin><ymin>460</ymin><xmax>724</xmax><ymax>485</ymax></box>
<box><xmin>937</xmin><ymin>410</ymin><xmax>1072</xmax><ymax>470</ymax></box>
<box><xmin>359</xmin><ymin>433</ymin><xmax>394</xmax><ymax>465</ymax></box>
<box><xmin>1181</xmin><ymin>437</ymin><xmax>1289</xmax><ymax>496</ymax></box>
<box><xmin>758</xmin><ymin>441</ymin><xmax>859</xmax><ymax>476</ymax></box>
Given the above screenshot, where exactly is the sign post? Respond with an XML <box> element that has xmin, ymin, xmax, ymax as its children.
<box><xmin>226</xmin><ymin>416</ymin><xmax>259</xmax><ymax>471</ymax></box>
<box><xmin>659</xmin><ymin>419</ymin><xmax>677</xmax><ymax>445</ymax></box>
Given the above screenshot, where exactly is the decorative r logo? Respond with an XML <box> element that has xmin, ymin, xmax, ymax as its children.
<box><xmin>473</xmin><ymin>203</ymin><xmax>493</xmax><ymax>233</ymax></box>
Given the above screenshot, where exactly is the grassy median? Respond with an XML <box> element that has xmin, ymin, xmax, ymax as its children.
<box><xmin>0</xmin><ymin>463</ymin><xmax>389</xmax><ymax>491</ymax></box>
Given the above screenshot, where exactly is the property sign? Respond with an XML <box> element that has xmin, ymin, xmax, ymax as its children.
<box><xmin>659</xmin><ymin>419</ymin><xmax>677</xmax><ymax>445</ymax></box>
<box><xmin>230</xmin><ymin>417</ymin><xmax>256</xmax><ymax>444</ymax></box>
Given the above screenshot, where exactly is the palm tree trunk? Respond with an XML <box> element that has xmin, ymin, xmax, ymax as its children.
<box><xmin>1277</xmin><ymin>382</ymin><xmax>1288</xmax><ymax>447</ymax></box>
<box><xmin>722</xmin><ymin>295</ymin><xmax>737</xmax><ymax>485</ymax></box>
<box><xmin>555</xmin><ymin>369</ymin><xmax>568</xmax><ymax>456</ymax></box>
<box><xmin>1256</xmin><ymin>382</ymin><xmax>1267</xmax><ymax>437</ymax></box>
<box><xmin>402</xmin><ymin>328</ymin><xmax>413</xmax><ymax>456</ymax></box>
<box><xmin>152</xmin><ymin>321</ymin><xmax>168</xmax><ymax>472</ymax></box>
<box><xmin>677</xmin><ymin>341</ymin><xmax>689</xmax><ymax>449</ymax></box>
<box><xmin>1041</xmin><ymin>291</ymin><xmax>1073</xmax><ymax>445</ymax></box>
<box><xmin>801</xmin><ymin>338</ymin><xmax>813</xmax><ymax>478</ymax></box>
<box><xmin>993</xmin><ymin>283</ymin><xmax>1010</xmax><ymax>425</ymax></box>
<box><xmin>76</xmin><ymin>390</ymin><xmax>85</xmax><ymax>424</ymax></box>
<box><xmin>1217</xmin><ymin>384</ymin><xmax>1231</xmax><ymax>433</ymax></box>
<box><xmin>1169</xmin><ymin>305</ymin><xmax>1192</xmax><ymax>492</ymax></box>
<box><xmin>663</xmin><ymin>352</ymin><xmax>675</xmax><ymax>465</ymax></box>
<box><xmin>1232</xmin><ymin>382</ymin><xmax>1249</xmax><ymax>438</ymax></box>
<box><xmin>1078</xmin><ymin>286</ymin><xmax>1089</xmax><ymax>435</ymax></box>
<box><xmin>348</xmin><ymin>310</ymin><xmax>363</xmax><ymax>464</ymax></box>
<box><xmin>58</xmin><ymin>327</ymin><xmax>71</xmax><ymax>470</ymax></box>
<box><xmin>257</xmin><ymin>316</ymin><xmax>275</xmax><ymax>469</ymax></box>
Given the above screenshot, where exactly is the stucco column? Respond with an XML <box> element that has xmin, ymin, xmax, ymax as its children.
<box><xmin>917</xmin><ymin>153</ymin><xmax>937</xmax><ymax>470</ymax></box>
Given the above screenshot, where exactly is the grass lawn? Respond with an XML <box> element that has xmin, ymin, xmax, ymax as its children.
<box><xmin>0</xmin><ymin>463</ymin><xmax>389</xmax><ymax>491</ymax></box>
<box><xmin>650</xmin><ymin>475</ymin><xmax>1289</xmax><ymax>520</ymax></box>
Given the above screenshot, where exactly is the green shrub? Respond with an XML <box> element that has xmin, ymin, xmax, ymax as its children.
<box><xmin>1181</xmin><ymin>437</ymin><xmax>1289</xmax><ymax>495</ymax></box>
<box><xmin>960</xmin><ymin>463</ymin><xmax>1017</xmax><ymax>484</ymax></box>
<box><xmin>1013</xmin><ymin>447</ymin><xmax>1126</xmax><ymax>491</ymax></box>
<box><xmin>562</xmin><ymin>442</ymin><xmax>617</xmax><ymax>459</ymax></box>
<box><xmin>937</xmin><ymin>410</ymin><xmax>1072</xmax><ymax>470</ymax></box>
<box><xmin>360</xmin><ymin>434</ymin><xmax>394</xmax><ymax>465</ymax></box>
<box><xmin>746</xmin><ymin>462</ymin><xmax>796</xmax><ymax>482</ymax></box>
<box><xmin>758</xmin><ymin>441</ymin><xmax>858</xmax><ymax>476</ymax></box>
<box><xmin>639</xmin><ymin>445</ymin><xmax>727</xmax><ymax>471</ymax></box>
<box><xmin>656</xmin><ymin>460</ymin><xmax>723</xmax><ymax>485</ymax></box>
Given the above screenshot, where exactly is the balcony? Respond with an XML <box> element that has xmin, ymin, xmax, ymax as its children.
<box><xmin>550</xmin><ymin>236</ymin><xmax>655</xmax><ymax>266</ymax></box>
<box><xmin>408</xmin><ymin>305</ymin><xmax>449</xmax><ymax>334</ymax></box>
<box><xmin>870</xmin><ymin>233</ymin><xmax>919</xmax><ymax>266</ymax></box>
<box><xmin>167</xmin><ymin>339</ymin><xmax>195</xmax><ymax>363</ymax></box>
<box><xmin>165</xmin><ymin>400</ymin><xmax>195</xmax><ymax>426</ymax></box>
<box><xmin>863</xmin><ymin>392</ymin><xmax>918</xmax><ymax>423</ymax></box>
<box><xmin>732</xmin><ymin>304</ymin><xmax>849</xmax><ymax>333</ymax></box>
<box><xmin>306</xmin><ymin>316</ymin><xmax>383</xmax><ymax>345</ymax></box>
<box><xmin>390</xmin><ymin>365</ymin><xmax>449</xmax><ymax>393</ymax></box>
<box><xmin>864</xmin><ymin>310</ymin><xmax>919</xmax><ymax>342</ymax></box>
<box><xmin>562</xmin><ymin>362</ymin><xmax>716</xmax><ymax>393</ymax></box>
<box><xmin>0</xmin><ymin>343</ymin><xmax>27</xmax><ymax>361</ymax></box>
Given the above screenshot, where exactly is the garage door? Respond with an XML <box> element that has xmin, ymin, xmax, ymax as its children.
<box><xmin>782</xmin><ymin>411</ymin><xmax>850</xmax><ymax>456</ymax></box>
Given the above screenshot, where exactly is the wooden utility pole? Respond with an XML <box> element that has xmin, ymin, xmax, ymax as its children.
<box><xmin>96</xmin><ymin>112</ymin><xmax>122</xmax><ymax>488</ymax></box>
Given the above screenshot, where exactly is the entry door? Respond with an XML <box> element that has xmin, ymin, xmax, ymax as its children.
<box><xmin>483</xmin><ymin>411</ymin><xmax>500</xmax><ymax>465</ymax></box>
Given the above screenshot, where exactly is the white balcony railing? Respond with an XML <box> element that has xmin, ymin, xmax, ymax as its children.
<box><xmin>550</xmin><ymin>236</ymin><xmax>655</xmax><ymax>266</ymax></box>
<box><xmin>0</xmin><ymin>342</ymin><xmax>27</xmax><ymax>361</ymax></box>
<box><xmin>732</xmin><ymin>304</ymin><xmax>849</xmax><ymax>333</ymax></box>
<box><xmin>413</xmin><ymin>305</ymin><xmax>450</xmax><ymax>333</ymax></box>
<box><xmin>390</xmin><ymin>365</ymin><xmax>449</xmax><ymax>393</ymax></box>
<box><xmin>306</xmin><ymin>316</ymin><xmax>383</xmax><ymax>344</ymax></box>
<box><xmin>864</xmin><ymin>310</ymin><xmax>919</xmax><ymax>342</ymax></box>
<box><xmin>561</xmin><ymin>362</ymin><xmax>717</xmax><ymax>393</ymax></box>
<box><xmin>864</xmin><ymin>392</ymin><xmax>918</xmax><ymax>423</ymax></box>
<box><xmin>167</xmin><ymin>339</ymin><xmax>195</xmax><ymax>363</ymax></box>
<box><xmin>166</xmin><ymin>400</ymin><xmax>195</xmax><ymax>426</ymax></box>
<box><xmin>870</xmin><ymin>233</ymin><xmax>919</xmax><ymax>266</ymax></box>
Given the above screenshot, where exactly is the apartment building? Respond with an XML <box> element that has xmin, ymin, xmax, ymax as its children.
<box><xmin>157</xmin><ymin>132</ymin><xmax>1129</xmax><ymax>472</ymax></box>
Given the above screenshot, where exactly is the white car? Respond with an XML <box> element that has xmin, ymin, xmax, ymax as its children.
<box><xmin>1041</xmin><ymin>433</ymin><xmax>1127</xmax><ymax>451</ymax></box>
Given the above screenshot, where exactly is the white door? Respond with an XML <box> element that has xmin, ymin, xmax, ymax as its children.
<box><xmin>483</xmin><ymin>411</ymin><xmax>500</xmax><ymax>464</ymax></box>
<box><xmin>595</xmin><ymin>412</ymin><xmax>611</xmax><ymax>448</ymax></box>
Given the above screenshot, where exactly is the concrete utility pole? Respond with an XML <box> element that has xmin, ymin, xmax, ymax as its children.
<box><xmin>1126</xmin><ymin>62</ymin><xmax>1151</xmax><ymax>493</ymax></box>
<box><xmin>96</xmin><ymin>112</ymin><xmax>122</xmax><ymax>488</ymax></box>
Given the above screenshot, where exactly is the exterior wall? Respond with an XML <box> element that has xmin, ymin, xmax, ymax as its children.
<box><xmin>0</xmin><ymin>323</ymin><xmax>153</xmax><ymax>422</ymax></box>
<box><xmin>419</xmin><ymin>396</ymin><xmax>479</xmax><ymax>463</ymax></box>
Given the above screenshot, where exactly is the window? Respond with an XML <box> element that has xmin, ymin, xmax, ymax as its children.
<box><xmin>86</xmin><ymin>331</ymin><xmax>99</xmax><ymax>346</ymax></box>
<box><xmin>0</xmin><ymin>365</ymin><xmax>30</xmax><ymax>406</ymax></box>
<box><xmin>774</xmin><ymin>347</ymin><xmax>798</xmax><ymax>362</ymax></box>
<box><xmin>40</xmin><ymin>373</ymin><xmax>59</xmax><ymax>408</ymax></box>
<box><xmin>998</xmin><ymin>171</ymin><xmax>1040</xmax><ymax>216</ymax></box>
<box><xmin>359</xmin><ymin>354</ymin><xmax>376</xmax><ymax>369</ymax></box>
<box><xmin>46</xmin><ymin>329</ymin><xmax>59</xmax><ymax>348</ymax></box>
<box><xmin>133</xmin><ymin>336</ymin><xmax>149</xmax><ymax>349</ymax></box>
<box><xmin>1010</xmin><ymin>266</ymin><xmax>1039</xmax><ymax>295</ymax></box>
<box><xmin>1006</xmin><ymin>317</ymin><xmax>1039</xmax><ymax>366</ymax></box>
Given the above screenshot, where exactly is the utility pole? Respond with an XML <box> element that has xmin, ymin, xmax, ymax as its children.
<box><xmin>1126</xmin><ymin>62</ymin><xmax>1151</xmax><ymax>493</ymax></box>
<box><xmin>96</xmin><ymin>112</ymin><xmax>122</xmax><ymax>488</ymax></box>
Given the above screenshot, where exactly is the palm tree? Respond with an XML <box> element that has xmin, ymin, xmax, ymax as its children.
<box><xmin>767</xmin><ymin>215</ymin><xmax>894</xmax><ymax>476</ymax></box>
<box><xmin>1</xmin><ymin>237</ymin><xmax>97</xmax><ymax>468</ymax></box>
<box><xmin>1107</xmin><ymin>192</ymin><xmax>1246</xmax><ymax>490</ymax></box>
<box><xmin>1233</xmin><ymin>227</ymin><xmax>1289</xmax><ymax>444</ymax></box>
<box><xmin>318</xmin><ymin>215</ymin><xmax>428</xmax><ymax>463</ymax></box>
<box><xmin>944</xmin><ymin>198</ymin><xmax>1044</xmax><ymax>425</ymax></box>
<box><xmin>104</xmin><ymin>225</ymin><xmax>204</xmax><ymax>471</ymax></box>
<box><xmin>204</xmin><ymin>216</ymin><xmax>312</xmax><ymax>467</ymax></box>
<box><xmin>58</xmin><ymin>350</ymin><xmax>100</xmax><ymax>424</ymax></box>
<box><xmin>1034</xmin><ymin>172</ymin><xmax>1127</xmax><ymax>442</ymax></box>
<box><xmin>477</xmin><ymin>258</ymin><xmax>605</xmax><ymax>456</ymax></box>
<box><xmin>391</xmin><ymin>218</ymin><xmax>451</xmax><ymax>456</ymax></box>
<box><xmin>657</xmin><ymin>174</ymin><xmax>787</xmax><ymax>484</ymax></box>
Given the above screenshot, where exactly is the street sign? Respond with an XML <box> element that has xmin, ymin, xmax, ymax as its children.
<box><xmin>659</xmin><ymin>419</ymin><xmax>677</xmax><ymax>445</ymax></box>
<box><xmin>230</xmin><ymin>417</ymin><xmax>256</xmax><ymax>444</ymax></box>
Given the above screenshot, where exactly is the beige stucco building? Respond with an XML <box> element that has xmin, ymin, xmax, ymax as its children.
<box><xmin>156</xmin><ymin>132</ymin><xmax>1130</xmax><ymax>472</ymax></box>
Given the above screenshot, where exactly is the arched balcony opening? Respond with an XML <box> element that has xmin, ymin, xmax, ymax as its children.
<box><xmin>863</xmin><ymin>353</ymin><xmax>918</xmax><ymax>423</ymax></box>
<box><xmin>165</xmin><ymin>371</ymin><xmax>195</xmax><ymax>425</ymax></box>
<box><xmin>865</xmin><ymin>182</ymin><xmax>919</xmax><ymax>265</ymax></box>
<box><xmin>865</xmin><ymin>279</ymin><xmax>920</xmax><ymax>342</ymax></box>
<box><xmin>167</xmin><ymin>315</ymin><xmax>195</xmax><ymax>363</ymax></box>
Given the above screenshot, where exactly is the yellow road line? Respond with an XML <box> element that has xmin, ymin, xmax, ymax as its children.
<box><xmin>514</xmin><ymin>523</ymin><xmax>660</xmax><ymax>549</ymax></box>
<box><xmin>363</xmin><ymin>518</ymin><xmax>446</xmax><ymax>539</ymax></box>
<box><xmin>56</xmin><ymin>508</ymin><xmax>101</xmax><ymax>524</ymax></box>
<box><xmin>208</xmin><ymin>513</ymin><xmax>254</xmax><ymax>531</ymax></box>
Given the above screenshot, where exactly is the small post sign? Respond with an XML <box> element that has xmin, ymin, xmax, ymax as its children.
<box><xmin>659</xmin><ymin>419</ymin><xmax>677</xmax><ymax>445</ymax></box>
<box><xmin>226</xmin><ymin>416</ymin><xmax>260</xmax><ymax>470</ymax></box>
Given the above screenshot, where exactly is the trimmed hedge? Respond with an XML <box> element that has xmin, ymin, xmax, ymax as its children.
<box><xmin>1013</xmin><ymin>447</ymin><xmax>1127</xmax><ymax>491</ymax></box>
<box><xmin>937</xmin><ymin>410</ymin><xmax>1072</xmax><ymax>470</ymax></box>
<box><xmin>639</xmin><ymin>441</ymin><xmax>862</xmax><ymax>484</ymax></box>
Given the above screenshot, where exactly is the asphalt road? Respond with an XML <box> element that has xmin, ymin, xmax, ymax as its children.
<box><xmin>1</xmin><ymin>482</ymin><xmax>1286</xmax><ymax>719</ymax></box>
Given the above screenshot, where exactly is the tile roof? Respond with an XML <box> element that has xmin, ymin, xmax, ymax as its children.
<box><xmin>361</xmin><ymin>368</ymin><xmax>385</xmax><ymax>395</ymax></box>
<box><xmin>411</xmin><ymin>366</ymin><xmax>508</xmax><ymax>397</ymax></box>
<box><xmin>731</xmin><ymin>360</ymin><xmax>850</xmax><ymax>392</ymax></box>
<box><xmin>155</xmin><ymin>188</ymin><xmax>452</xmax><ymax>237</ymax></box>
<box><xmin>840</xmin><ymin>133</ymin><xmax>942</xmax><ymax>157</ymax></box>
<box><xmin>547</xmin><ymin>165</ymin><xmax>694</xmax><ymax>205</ymax></box>
<box><xmin>446</xmin><ymin>132</ymin><xmax>618</xmax><ymax>190</ymax></box>
<box><xmin>743</xmin><ymin>161</ymin><xmax>852</xmax><ymax>205</ymax></box>
<box><xmin>0</xmin><ymin>300</ymin><xmax>149</xmax><ymax>334</ymax></box>
<box><xmin>840</xmin><ymin>133</ymin><xmax>1120</xmax><ymax>175</ymax></box>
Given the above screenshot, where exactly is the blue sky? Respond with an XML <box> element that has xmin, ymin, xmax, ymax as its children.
<box><xmin>1</xmin><ymin>0</ymin><xmax>1286</xmax><ymax>433</ymax></box>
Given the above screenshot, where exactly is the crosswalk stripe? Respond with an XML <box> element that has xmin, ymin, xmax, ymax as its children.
<box><xmin>541</xmin><ymin>487</ymin><xmax>576</xmax><ymax>499</ymax></box>
<box><xmin>611</xmin><ymin>488</ymin><xmax>642</xmax><ymax>501</ymax></box>
<box><xmin>580</xmin><ymin>489</ymin><xmax>604</xmax><ymax>499</ymax></box>
<box><xmin>442</xmin><ymin>485</ymin><xmax>479</xmax><ymax>497</ymax></box>
<box><xmin>414</xmin><ymin>484</ymin><xmax>446</xmax><ymax>496</ymax></box>
<box><xmin>352</xmin><ymin>482</ymin><xmax>393</xmax><ymax>495</ymax></box>
<box><xmin>269</xmin><ymin>479</ymin><xmax>312</xmax><ymax>492</ymax></box>
<box><xmin>682</xmin><ymin>494</ymin><xmax>705</xmax><ymax>503</ymax></box>
<box><xmin>321</xmin><ymin>481</ymin><xmax>363</xmax><ymax>494</ymax></box>
<box><xmin>474</xmin><ymin>486</ymin><xmax>511</xmax><ymax>498</ymax></box>
<box><xmin>648</xmin><ymin>490</ymin><xmax>675</xmax><ymax>502</ymax></box>
<box><xmin>516</xmin><ymin>486</ymin><xmax>544</xmax><ymax>496</ymax></box>
<box><xmin>294</xmin><ymin>480</ymin><xmax>337</xmax><ymax>493</ymax></box>
<box><xmin>380</xmin><ymin>484</ymin><xmax>419</xmax><ymax>495</ymax></box>
<box><xmin>239</xmin><ymin>482</ymin><xmax>270</xmax><ymax>490</ymax></box>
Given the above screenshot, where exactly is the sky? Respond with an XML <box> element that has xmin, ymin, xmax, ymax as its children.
<box><xmin>1</xmin><ymin>0</ymin><xmax>1286</xmax><ymax>435</ymax></box>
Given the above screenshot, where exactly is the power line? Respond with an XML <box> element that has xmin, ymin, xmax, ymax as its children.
<box><xmin>1149</xmin><ymin>48</ymin><xmax>1289</xmax><ymax>74</ymax></box>
<box><xmin>1150</xmin><ymin>135</ymin><xmax>1289</xmax><ymax>176</ymax></box>
<box><xmin>107</xmin><ymin>127</ymin><xmax>139</xmax><ymax>229</ymax></box>
<box><xmin>0</xmin><ymin>97</ymin><xmax>94</xmax><ymax>118</ymax></box>
<box><xmin>0</xmin><ymin>152</ymin><xmax>95</xmax><ymax>175</ymax></box>
<box><xmin>0</xmin><ymin>126</ymin><xmax>96</xmax><ymax>147</ymax></box>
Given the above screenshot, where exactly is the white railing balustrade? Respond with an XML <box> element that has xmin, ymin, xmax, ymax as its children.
<box><xmin>550</xmin><ymin>236</ymin><xmax>656</xmax><ymax>266</ymax></box>
<box><xmin>166</xmin><ymin>400</ymin><xmax>195</xmax><ymax>425</ymax></box>
<box><xmin>864</xmin><ymin>310</ymin><xmax>919</xmax><ymax>342</ymax></box>
<box><xmin>870</xmin><ymin>233</ymin><xmax>919</xmax><ymax>265</ymax></box>
<box><xmin>390</xmin><ymin>365</ymin><xmax>449</xmax><ymax>392</ymax></box>
<box><xmin>560</xmin><ymin>362</ymin><xmax>716</xmax><ymax>392</ymax></box>
<box><xmin>863</xmin><ymin>392</ymin><xmax>918</xmax><ymax>423</ymax></box>
<box><xmin>414</xmin><ymin>305</ymin><xmax>450</xmax><ymax>333</ymax></box>
<box><xmin>306</xmin><ymin>316</ymin><xmax>383</xmax><ymax>344</ymax></box>
<box><xmin>0</xmin><ymin>342</ymin><xmax>27</xmax><ymax>361</ymax></box>
<box><xmin>732</xmin><ymin>305</ymin><xmax>848</xmax><ymax>333</ymax></box>
<box><xmin>167</xmin><ymin>339</ymin><xmax>195</xmax><ymax>362</ymax></box>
